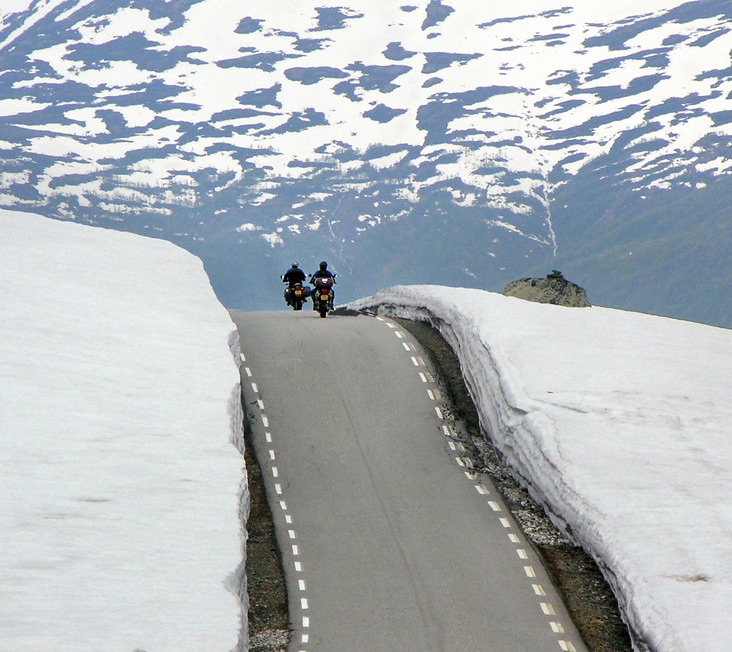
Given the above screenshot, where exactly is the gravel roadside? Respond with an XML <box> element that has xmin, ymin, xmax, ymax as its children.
<box><xmin>243</xmin><ymin>315</ymin><xmax>633</xmax><ymax>651</ymax></box>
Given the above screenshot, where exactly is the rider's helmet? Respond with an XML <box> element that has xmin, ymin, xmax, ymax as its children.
<box><xmin>319</xmin><ymin>261</ymin><xmax>328</xmax><ymax>270</ymax></box>
<box><xmin>291</xmin><ymin>260</ymin><xmax>299</xmax><ymax>268</ymax></box>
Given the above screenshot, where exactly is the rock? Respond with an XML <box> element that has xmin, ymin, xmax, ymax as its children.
<box><xmin>503</xmin><ymin>271</ymin><xmax>591</xmax><ymax>307</ymax></box>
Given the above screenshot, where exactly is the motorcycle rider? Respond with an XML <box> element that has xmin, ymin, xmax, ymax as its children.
<box><xmin>310</xmin><ymin>260</ymin><xmax>335</xmax><ymax>311</ymax></box>
<box><xmin>281</xmin><ymin>261</ymin><xmax>307</xmax><ymax>305</ymax></box>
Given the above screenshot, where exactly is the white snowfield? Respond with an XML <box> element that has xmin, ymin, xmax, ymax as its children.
<box><xmin>350</xmin><ymin>286</ymin><xmax>732</xmax><ymax>652</ymax></box>
<box><xmin>0</xmin><ymin>210</ymin><xmax>247</xmax><ymax>651</ymax></box>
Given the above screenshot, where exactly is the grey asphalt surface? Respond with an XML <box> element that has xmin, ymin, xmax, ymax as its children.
<box><xmin>231</xmin><ymin>309</ymin><xmax>586</xmax><ymax>652</ymax></box>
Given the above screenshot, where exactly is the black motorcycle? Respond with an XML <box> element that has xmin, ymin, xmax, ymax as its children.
<box><xmin>283</xmin><ymin>280</ymin><xmax>309</xmax><ymax>311</ymax></box>
<box><xmin>312</xmin><ymin>276</ymin><xmax>335</xmax><ymax>318</ymax></box>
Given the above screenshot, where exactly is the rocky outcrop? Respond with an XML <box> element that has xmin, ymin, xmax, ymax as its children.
<box><xmin>503</xmin><ymin>271</ymin><xmax>591</xmax><ymax>307</ymax></box>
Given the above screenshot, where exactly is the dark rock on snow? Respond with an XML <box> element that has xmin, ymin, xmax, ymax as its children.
<box><xmin>503</xmin><ymin>270</ymin><xmax>591</xmax><ymax>307</ymax></box>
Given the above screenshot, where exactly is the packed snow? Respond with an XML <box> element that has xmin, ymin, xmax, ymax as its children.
<box><xmin>0</xmin><ymin>209</ymin><xmax>247</xmax><ymax>650</ymax></box>
<box><xmin>350</xmin><ymin>286</ymin><xmax>732</xmax><ymax>652</ymax></box>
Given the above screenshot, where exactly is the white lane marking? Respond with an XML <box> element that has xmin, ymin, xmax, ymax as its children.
<box><xmin>500</xmin><ymin>517</ymin><xmax>511</xmax><ymax>528</ymax></box>
<box><xmin>448</xmin><ymin>441</ymin><xmax>456</xmax><ymax>451</ymax></box>
<box><xmin>288</xmin><ymin>529</ymin><xmax>296</xmax><ymax>539</ymax></box>
<box><xmin>295</xmin><ymin>561</ymin><xmax>303</xmax><ymax>572</ymax></box>
<box><xmin>559</xmin><ymin>641</ymin><xmax>576</xmax><ymax>651</ymax></box>
<box><xmin>376</xmin><ymin>316</ymin><xmax>384</xmax><ymax>322</ymax></box>
<box><xmin>275</xmin><ymin>483</ymin><xmax>282</xmax><ymax>495</ymax></box>
<box><xmin>298</xmin><ymin>579</ymin><xmax>307</xmax><ymax>591</ymax></box>
<box><xmin>387</xmin><ymin>322</ymin><xmax>395</xmax><ymax>329</ymax></box>
<box><xmin>475</xmin><ymin>485</ymin><xmax>489</xmax><ymax>495</ymax></box>
<box><xmin>464</xmin><ymin>471</ymin><xmax>477</xmax><ymax>480</ymax></box>
<box><xmin>533</xmin><ymin>584</ymin><xmax>547</xmax><ymax>596</ymax></box>
<box><xmin>244</xmin><ymin>367</ymin><xmax>252</xmax><ymax>377</ymax></box>
<box><xmin>301</xmin><ymin>597</ymin><xmax>309</xmax><ymax>610</ymax></box>
<box><xmin>402</xmin><ymin>342</ymin><xmax>411</xmax><ymax>351</ymax></box>
<box><xmin>292</xmin><ymin>545</ymin><xmax>300</xmax><ymax>556</ymax></box>
<box><xmin>419</xmin><ymin>372</ymin><xmax>428</xmax><ymax>383</ymax></box>
<box><xmin>442</xmin><ymin>425</ymin><xmax>451</xmax><ymax>437</ymax></box>
<box><xmin>303</xmin><ymin>616</ymin><xmax>310</xmax><ymax>628</ymax></box>
<box><xmin>395</xmin><ymin>331</ymin><xmax>403</xmax><ymax>339</ymax></box>
<box><xmin>488</xmin><ymin>501</ymin><xmax>501</xmax><ymax>512</ymax></box>
<box><xmin>279</xmin><ymin>501</ymin><xmax>287</xmax><ymax>511</ymax></box>
<box><xmin>285</xmin><ymin>514</ymin><xmax>293</xmax><ymax>524</ymax></box>
<box><xmin>257</xmin><ymin>399</ymin><xmax>265</xmax><ymax>410</ymax></box>
<box><xmin>517</xmin><ymin>548</ymin><xmax>528</xmax><ymax>560</ymax></box>
<box><xmin>416</xmin><ymin>356</ymin><xmax>426</xmax><ymax>366</ymax></box>
<box><xmin>524</xmin><ymin>566</ymin><xmax>536</xmax><ymax>578</ymax></box>
<box><xmin>269</xmin><ymin>450</ymin><xmax>276</xmax><ymax>460</ymax></box>
<box><xmin>541</xmin><ymin>602</ymin><xmax>557</xmax><ymax>616</ymax></box>
<box><xmin>302</xmin><ymin>634</ymin><xmax>310</xmax><ymax>643</ymax></box>
<box><xmin>262</xmin><ymin>415</ymin><xmax>269</xmax><ymax>428</ymax></box>
<box><xmin>508</xmin><ymin>533</ymin><xmax>520</xmax><ymax>543</ymax></box>
<box><xmin>455</xmin><ymin>457</ymin><xmax>465</xmax><ymax>467</ymax></box>
<box><xmin>265</xmin><ymin>431</ymin><xmax>272</xmax><ymax>443</ymax></box>
<box><xmin>411</xmin><ymin>356</ymin><xmax>420</xmax><ymax>366</ymax></box>
<box><xmin>551</xmin><ymin>622</ymin><xmax>565</xmax><ymax>633</ymax></box>
<box><xmin>434</xmin><ymin>406</ymin><xmax>444</xmax><ymax>419</ymax></box>
<box><xmin>251</xmin><ymin>382</ymin><xmax>258</xmax><ymax>393</ymax></box>
<box><xmin>272</xmin><ymin>467</ymin><xmax>279</xmax><ymax>478</ymax></box>
<box><xmin>239</xmin><ymin>353</ymin><xmax>246</xmax><ymax>362</ymax></box>
<box><xmin>427</xmin><ymin>389</ymin><xmax>435</xmax><ymax>400</ymax></box>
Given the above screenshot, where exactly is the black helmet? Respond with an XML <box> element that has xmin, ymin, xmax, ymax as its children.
<box><xmin>291</xmin><ymin>260</ymin><xmax>299</xmax><ymax>268</ymax></box>
<box><xmin>319</xmin><ymin>261</ymin><xmax>327</xmax><ymax>270</ymax></box>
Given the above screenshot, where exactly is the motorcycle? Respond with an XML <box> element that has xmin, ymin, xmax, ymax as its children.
<box><xmin>283</xmin><ymin>280</ymin><xmax>309</xmax><ymax>311</ymax></box>
<box><xmin>312</xmin><ymin>276</ymin><xmax>335</xmax><ymax>318</ymax></box>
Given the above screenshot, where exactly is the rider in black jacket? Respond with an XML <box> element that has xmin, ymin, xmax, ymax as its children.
<box><xmin>310</xmin><ymin>261</ymin><xmax>335</xmax><ymax>310</ymax></box>
<box><xmin>282</xmin><ymin>261</ymin><xmax>307</xmax><ymax>304</ymax></box>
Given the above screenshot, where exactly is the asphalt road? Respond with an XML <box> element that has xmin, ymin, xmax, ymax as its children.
<box><xmin>231</xmin><ymin>309</ymin><xmax>586</xmax><ymax>652</ymax></box>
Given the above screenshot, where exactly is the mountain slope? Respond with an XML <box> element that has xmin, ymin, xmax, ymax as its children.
<box><xmin>0</xmin><ymin>0</ymin><xmax>730</xmax><ymax>323</ymax></box>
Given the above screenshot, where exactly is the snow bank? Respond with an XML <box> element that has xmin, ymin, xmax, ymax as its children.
<box><xmin>0</xmin><ymin>209</ymin><xmax>247</xmax><ymax>650</ymax></box>
<box><xmin>350</xmin><ymin>286</ymin><xmax>732</xmax><ymax>652</ymax></box>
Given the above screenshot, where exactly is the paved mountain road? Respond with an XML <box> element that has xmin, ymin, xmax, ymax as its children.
<box><xmin>231</xmin><ymin>310</ymin><xmax>586</xmax><ymax>652</ymax></box>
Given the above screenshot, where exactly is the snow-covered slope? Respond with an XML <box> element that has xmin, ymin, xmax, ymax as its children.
<box><xmin>0</xmin><ymin>208</ymin><xmax>247</xmax><ymax>650</ymax></box>
<box><xmin>350</xmin><ymin>286</ymin><xmax>732</xmax><ymax>652</ymax></box>
<box><xmin>1</xmin><ymin>1</ymin><xmax>731</xmax><ymax>323</ymax></box>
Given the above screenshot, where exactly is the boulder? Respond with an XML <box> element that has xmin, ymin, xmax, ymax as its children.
<box><xmin>503</xmin><ymin>270</ymin><xmax>591</xmax><ymax>307</ymax></box>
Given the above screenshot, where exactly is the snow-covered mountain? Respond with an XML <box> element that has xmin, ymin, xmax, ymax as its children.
<box><xmin>1</xmin><ymin>0</ymin><xmax>731</xmax><ymax>324</ymax></box>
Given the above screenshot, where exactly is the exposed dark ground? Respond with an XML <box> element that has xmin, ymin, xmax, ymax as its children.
<box><xmin>243</xmin><ymin>315</ymin><xmax>633</xmax><ymax>651</ymax></box>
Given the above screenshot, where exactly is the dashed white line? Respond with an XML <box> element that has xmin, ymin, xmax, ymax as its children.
<box><xmin>285</xmin><ymin>514</ymin><xmax>293</xmax><ymax>524</ymax></box>
<box><xmin>499</xmin><ymin>517</ymin><xmax>511</xmax><ymax>528</ymax></box>
<box><xmin>541</xmin><ymin>602</ymin><xmax>557</xmax><ymax>616</ymax></box>
<box><xmin>533</xmin><ymin>584</ymin><xmax>547</xmax><ymax>596</ymax></box>
<box><xmin>257</xmin><ymin>399</ymin><xmax>265</xmax><ymax>410</ymax></box>
<box><xmin>475</xmin><ymin>485</ymin><xmax>490</xmax><ymax>495</ymax></box>
<box><xmin>251</xmin><ymin>382</ymin><xmax>258</xmax><ymax>393</ymax></box>
<box><xmin>239</xmin><ymin>353</ymin><xmax>246</xmax><ymax>362</ymax></box>
<box><xmin>262</xmin><ymin>415</ymin><xmax>269</xmax><ymax>428</ymax></box>
<box><xmin>524</xmin><ymin>566</ymin><xmax>537</xmax><ymax>578</ymax></box>
<box><xmin>402</xmin><ymin>342</ymin><xmax>411</xmax><ymax>351</ymax></box>
<box><xmin>488</xmin><ymin>501</ymin><xmax>501</xmax><ymax>512</ymax></box>
<box><xmin>292</xmin><ymin>545</ymin><xmax>300</xmax><ymax>556</ymax></box>
<box><xmin>427</xmin><ymin>389</ymin><xmax>435</xmax><ymax>400</ymax></box>
<box><xmin>288</xmin><ymin>529</ymin><xmax>296</xmax><ymax>539</ymax></box>
<box><xmin>294</xmin><ymin>561</ymin><xmax>303</xmax><ymax>572</ymax></box>
<box><xmin>395</xmin><ymin>331</ymin><xmax>403</xmax><ymax>339</ymax></box>
<box><xmin>508</xmin><ymin>533</ymin><xmax>520</xmax><ymax>543</ymax></box>
<box><xmin>275</xmin><ymin>483</ymin><xmax>282</xmax><ymax>495</ymax></box>
<box><xmin>269</xmin><ymin>450</ymin><xmax>276</xmax><ymax>460</ymax></box>
<box><xmin>559</xmin><ymin>641</ymin><xmax>576</xmax><ymax>651</ymax></box>
<box><xmin>244</xmin><ymin>367</ymin><xmax>252</xmax><ymax>377</ymax></box>
<box><xmin>301</xmin><ymin>598</ymin><xmax>309</xmax><ymax>610</ymax></box>
<box><xmin>411</xmin><ymin>356</ymin><xmax>420</xmax><ymax>366</ymax></box>
<box><xmin>551</xmin><ymin>622</ymin><xmax>565</xmax><ymax>633</ymax></box>
<box><xmin>265</xmin><ymin>431</ymin><xmax>272</xmax><ymax>443</ymax></box>
<box><xmin>298</xmin><ymin>579</ymin><xmax>307</xmax><ymax>591</ymax></box>
<box><xmin>419</xmin><ymin>372</ymin><xmax>428</xmax><ymax>383</ymax></box>
<box><xmin>517</xmin><ymin>549</ymin><xmax>529</xmax><ymax>560</ymax></box>
<box><xmin>434</xmin><ymin>406</ymin><xmax>444</xmax><ymax>419</ymax></box>
<box><xmin>272</xmin><ymin>467</ymin><xmax>279</xmax><ymax>478</ymax></box>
